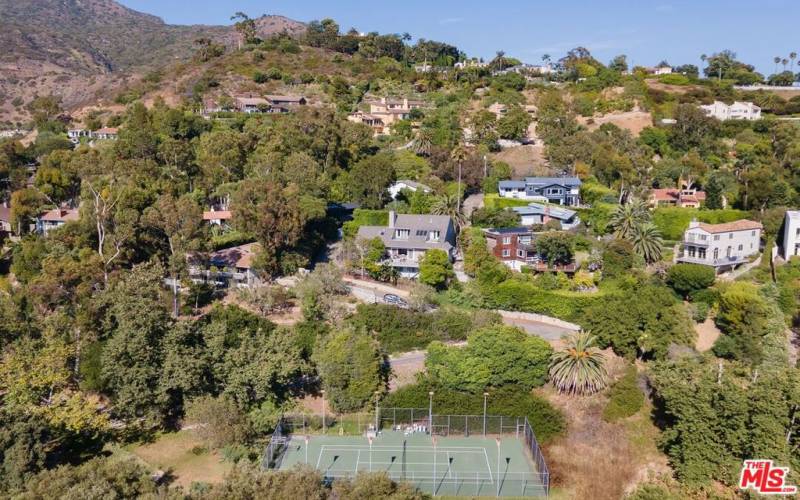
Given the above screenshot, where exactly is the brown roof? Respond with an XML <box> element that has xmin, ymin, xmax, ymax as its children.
<box><xmin>652</xmin><ymin>188</ymin><xmax>706</xmax><ymax>202</ymax></box>
<box><xmin>40</xmin><ymin>208</ymin><xmax>79</xmax><ymax>222</ymax></box>
<box><xmin>696</xmin><ymin>220</ymin><xmax>762</xmax><ymax>234</ymax></box>
<box><xmin>94</xmin><ymin>127</ymin><xmax>118</xmax><ymax>135</ymax></box>
<box><xmin>0</xmin><ymin>205</ymin><xmax>10</xmax><ymax>222</ymax></box>
<box><xmin>202</xmin><ymin>210</ymin><xmax>232</xmax><ymax>221</ymax></box>
<box><xmin>264</xmin><ymin>95</ymin><xmax>306</xmax><ymax>103</ymax></box>
<box><xmin>209</xmin><ymin>243</ymin><xmax>259</xmax><ymax>269</ymax></box>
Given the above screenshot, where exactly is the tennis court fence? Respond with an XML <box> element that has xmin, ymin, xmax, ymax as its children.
<box><xmin>266</xmin><ymin>408</ymin><xmax>550</xmax><ymax>496</ymax></box>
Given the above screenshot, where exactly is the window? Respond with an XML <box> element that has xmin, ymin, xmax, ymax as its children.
<box><xmin>395</xmin><ymin>229</ymin><xmax>410</xmax><ymax>239</ymax></box>
<box><xmin>714</xmin><ymin>235</ymin><xmax>720</xmax><ymax>241</ymax></box>
<box><xmin>753</xmin><ymin>230</ymin><xmax>757</xmax><ymax>236</ymax></box>
<box><xmin>713</xmin><ymin>248</ymin><xmax>719</xmax><ymax>260</ymax></box>
<box><xmin>699</xmin><ymin>234</ymin><xmax>707</xmax><ymax>241</ymax></box>
<box><xmin>428</xmin><ymin>231</ymin><xmax>440</xmax><ymax>241</ymax></box>
<box><xmin>729</xmin><ymin>233</ymin><xmax>733</xmax><ymax>239</ymax></box>
<box><xmin>415</xmin><ymin>230</ymin><xmax>428</xmax><ymax>237</ymax></box>
<box><xmin>517</xmin><ymin>249</ymin><xmax>525</xmax><ymax>258</ymax></box>
<box><xmin>502</xmin><ymin>236</ymin><xmax>511</xmax><ymax>245</ymax></box>
<box><xmin>698</xmin><ymin>248</ymin><xmax>706</xmax><ymax>259</ymax></box>
<box><xmin>738</xmin><ymin>244</ymin><xmax>743</xmax><ymax>251</ymax></box>
<box><xmin>502</xmin><ymin>249</ymin><xmax>510</xmax><ymax>257</ymax></box>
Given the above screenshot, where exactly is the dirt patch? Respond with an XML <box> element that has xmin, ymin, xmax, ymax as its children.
<box><xmin>388</xmin><ymin>351</ymin><xmax>426</xmax><ymax>390</ymax></box>
<box><xmin>489</xmin><ymin>144</ymin><xmax>551</xmax><ymax>177</ymax></box>
<box><xmin>130</xmin><ymin>431</ymin><xmax>232</xmax><ymax>488</ymax></box>
<box><xmin>645</xmin><ymin>81</ymin><xmax>698</xmax><ymax>95</ymax></box>
<box><xmin>542</xmin><ymin>351</ymin><xmax>670</xmax><ymax>500</ymax></box>
<box><xmin>578</xmin><ymin>110</ymin><xmax>653</xmax><ymax>136</ymax></box>
<box><xmin>695</xmin><ymin>318</ymin><xmax>721</xmax><ymax>352</ymax></box>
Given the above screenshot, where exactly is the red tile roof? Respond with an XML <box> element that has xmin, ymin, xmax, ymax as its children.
<box><xmin>40</xmin><ymin>208</ymin><xmax>79</xmax><ymax>222</ymax></box>
<box><xmin>202</xmin><ymin>210</ymin><xmax>232</xmax><ymax>221</ymax></box>
<box><xmin>652</xmin><ymin>188</ymin><xmax>706</xmax><ymax>203</ymax></box>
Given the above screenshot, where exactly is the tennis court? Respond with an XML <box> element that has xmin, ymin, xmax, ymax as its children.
<box><xmin>276</xmin><ymin>430</ymin><xmax>548</xmax><ymax>497</ymax></box>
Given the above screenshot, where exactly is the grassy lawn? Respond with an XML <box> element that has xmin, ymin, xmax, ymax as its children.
<box><xmin>118</xmin><ymin>430</ymin><xmax>233</xmax><ymax>489</ymax></box>
<box><xmin>483</xmin><ymin>193</ymin><xmax>533</xmax><ymax>209</ymax></box>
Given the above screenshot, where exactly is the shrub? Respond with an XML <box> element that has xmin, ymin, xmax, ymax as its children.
<box><xmin>342</xmin><ymin>209</ymin><xmax>388</xmax><ymax>239</ymax></box>
<box><xmin>658</xmin><ymin>73</ymin><xmax>690</xmax><ymax>86</ymax></box>
<box><xmin>690</xmin><ymin>302</ymin><xmax>709</xmax><ymax>323</ymax></box>
<box><xmin>602</xmin><ymin>365</ymin><xmax>644</xmax><ymax>422</ymax></box>
<box><xmin>383</xmin><ymin>382</ymin><xmax>566</xmax><ymax>443</ymax></box>
<box><xmin>602</xmin><ymin>239</ymin><xmax>635</xmax><ymax>278</ymax></box>
<box><xmin>666</xmin><ymin>263</ymin><xmax>716</xmax><ymax>298</ymax></box>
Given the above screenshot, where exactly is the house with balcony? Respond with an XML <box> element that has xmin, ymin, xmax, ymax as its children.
<box><xmin>351</xmin><ymin>97</ymin><xmax>428</xmax><ymax>135</ymax></box>
<box><xmin>483</xmin><ymin>227</ymin><xmax>578</xmax><ymax>272</ymax></box>
<box><xmin>347</xmin><ymin>111</ymin><xmax>386</xmax><ymax>135</ymax></box>
<box><xmin>677</xmin><ymin>219</ymin><xmax>762</xmax><ymax>272</ymax></box>
<box><xmin>498</xmin><ymin>177</ymin><xmax>582</xmax><ymax>206</ymax></box>
<box><xmin>512</xmin><ymin>203</ymin><xmax>580</xmax><ymax>230</ymax></box>
<box><xmin>781</xmin><ymin>210</ymin><xmax>800</xmax><ymax>261</ymax></box>
<box><xmin>189</xmin><ymin>242</ymin><xmax>260</xmax><ymax>288</ymax></box>
<box><xmin>356</xmin><ymin>212</ymin><xmax>456</xmax><ymax>278</ymax></box>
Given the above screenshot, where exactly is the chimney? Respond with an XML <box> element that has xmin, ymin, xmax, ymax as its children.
<box><xmin>403</xmin><ymin>98</ymin><xmax>409</xmax><ymax>108</ymax></box>
<box><xmin>689</xmin><ymin>218</ymin><xmax>700</xmax><ymax>229</ymax></box>
<box><xmin>388</xmin><ymin>211</ymin><xmax>396</xmax><ymax>228</ymax></box>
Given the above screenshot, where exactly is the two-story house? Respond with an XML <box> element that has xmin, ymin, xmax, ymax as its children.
<box><xmin>349</xmin><ymin>97</ymin><xmax>428</xmax><ymax>136</ymax></box>
<box><xmin>483</xmin><ymin>227</ymin><xmax>578</xmax><ymax>272</ymax></box>
<box><xmin>700</xmin><ymin>101</ymin><xmax>761</xmax><ymax>121</ymax></box>
<box><xmin>189</xmin><ymin>242</ymin><xmax>261</xmax><ymax>288</ymax></box>
<box><xmin>498</xmin><ymin>177</ymin><xmax>582</xmax><ymax>206</ymax></box>
<box><xmin>512</xmin><ymin>203</ymin><xmax>580</xmax><ymax>230</ymax></box>
<box><xmin>677</xmin><ymin>219</ymin><xmax>762</xmax><ymax>271</ymax></box>
<box><xmin>781</xmin><ymin>210</ymin><xmax>800</xmax><ymax>260</ymax></box>
<box><xmin>356</xmin><ymin>212</ymin><xmax>456</xmax><ymax>278</ymax></box>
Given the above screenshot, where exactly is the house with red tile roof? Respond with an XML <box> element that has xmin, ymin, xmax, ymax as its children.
<box><xmin>37</xmin><ymin>208</ymin><xmax>79</xmax><ymax>235</ymax></box>
<box><xmin>650</xmin><ymin>188</ymin><xmax>706</xmax><ymax>208</ymax></box>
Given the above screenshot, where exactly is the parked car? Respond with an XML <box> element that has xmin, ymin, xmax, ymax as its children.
<box><xmin>383</xmin><ymin>293</ymin><xmax>409</xmax><ymax>308</ymax></box>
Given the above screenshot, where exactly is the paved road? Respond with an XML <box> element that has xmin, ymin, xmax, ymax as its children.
<box><xmin>501</xmin><ymin>316</ymin><xmax>577</xmax><ymax>341</ymax></box>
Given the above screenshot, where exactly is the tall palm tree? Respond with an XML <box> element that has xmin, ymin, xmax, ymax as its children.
<box><xmin>700</xmin><ymin>54</ymin><xmax>707</xmax><ymax>77</ymax></box>
<box><xmin>632</xmin><ymin>223</ymin><xmax>663</xmax><ymax>264</ymax></box>
<box><xmin>431</xmin><ymin>193</ymin><xmax>466</xmax><ymax>231</ymax></box>
<box><xmin>774</xmin><ymin>56</ymin><xmax>782</xmax><ymax>75</ymax></box>
<box><xmin>782</xmin><ymin>58</ymin><xmax>790</xmax><ymax>73</ymax></box>
<box><xmin>450</xmin><ymin>144</ymin><xmax>469</xmax><ymax>213</ymax></box>
<box><xmin>609</xmin><ymin>199</ymin><xmax>649</xmax><ymax>240</ymax></box>
<box><xmin>791</xmin><ymin>52</ymin><xmax>798</xmax><ymax>73</ymax></box>
<box><xmin>549</xmin><ymin>332</ymin><xmax>608</xmax><ymax>396</ymax></box>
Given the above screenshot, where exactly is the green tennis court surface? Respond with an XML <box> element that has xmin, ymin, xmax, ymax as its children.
<box><xmin>277</xmin><ymin>430</ymin><xmax>547</xmax><ymax>497</ymax></box>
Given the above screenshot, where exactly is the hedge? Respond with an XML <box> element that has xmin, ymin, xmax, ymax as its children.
<box><xmin>483</xmin><ymin>193</ymin><xmax>531</xmax><ymax>210</ymax></box>
<box><xmin>652</xmin><ymin>208</ymin><xmax>749</xmax><ymax>241</ymax></box>
<box><xmin>479</xmin><ymin>278</ymin><xmax>606</xmax><ymax>323</ymax></box>
<box><xmin>383</xmin><ymin>381</ymin><xmax>566</xmax><ymax>443</ymax></box>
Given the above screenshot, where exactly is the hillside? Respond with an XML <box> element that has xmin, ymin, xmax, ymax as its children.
<box><xmin>0</xmin><ymin>0</ymin><xmax>306</xmax><ymax>126</ymax></box>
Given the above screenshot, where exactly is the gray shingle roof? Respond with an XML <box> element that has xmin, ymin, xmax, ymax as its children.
<box><xmin>357</xmin><ymin>214</ymin><xmax>454</xmax><ymax>252</ymax></box>
<box><xmin>512</xmin><ymin>203</ymin><xmax>577</xmax><ymax>221</ymax></box>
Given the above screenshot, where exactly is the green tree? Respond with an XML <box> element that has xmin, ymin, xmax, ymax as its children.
<box><xmin>666</xmin><ymin>263</ymin><xmax>716</xmax><ymax>298</ymax></box>
<box><xmin>548</xmin><ymin>332</ymin><xmax>608</xmax><ymax>395</ymax></box>
<box><xmin>496</xmin><ymin>105</ymin><xmax>532</xmax><ymax>141</ymax></box>
<box><xmin>418</xmin><ymin>249</ymin><xmax>454</xmax><ymax>289</ymax></box>
<box><xmin>313</xmin><ymin>327</ymin><xmax>385</xmax><ymax>412</ymax></box>
<box><xmin>185</xmin><ymin>395</ymin><xmax>251</xmax><ymax>449</ymax></box>
<box><xmin>536</xmin><ymin>231</ymin><xmax>575</xmax><ymax>265</ymax></box>
<box><xmin>610</xmin><ymin>199</ymin><xmax>649</xmax><ymax>240</ymax></box>
<box><xmin>632</xmin><ymin>223</ymin><xmax>663</xmax><ymax>264</ymax></box>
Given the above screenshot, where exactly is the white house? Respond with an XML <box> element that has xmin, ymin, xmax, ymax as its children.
<box><xmin>700</xmin><ymin>101</ymin><xmax>762</xmax><ymax>121</ymax></box>
<box><xmin>498</xmin><ymin>177</ymin><xmax>582</xmax><ymax>206</ymax></box>
<box><xmin>781</xmin><ymin>211</ymin><xmax>800</xmax><ymax>260</ymax></box>
<box><xmin>37</xmin><ymin>208</ymin><xmax>80</xmax><ymax>235</ymax></box>
<box><xmin>677</xmin><ymin>219</ymin><xmax>762</xmax><ymax>272</ymax></box>
<box><xmin>388</xmin><ymin>180</ymin><xmax>432</xmax><ymax>199</ymax></box>
<box><xmin>202</xmin><ymin>209</ymin><xmax>232</xmax><ymax>227</ymax></box>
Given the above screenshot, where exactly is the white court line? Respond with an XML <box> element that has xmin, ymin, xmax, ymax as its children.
<box><xmin>355</xmin><ymin>450</ymin><xmax>361</xmax><ymax>472</ymax></box>
<box><xmin>312</xmin><ymin>444</ymin><xmax>486</xmax><ymax>450</ymax></box>
<box><xmin>447</xmin><ymin>451</ymin><xmax>451</xmax><ymax>478</ymax></box>
<box><xmin>483</xmin><ymin>448</ymin><xmax>494</xmax><ymax>483</ymax></box>
<box><xmin>315</xmin><ymin>445</ymin><xmax>325</xmax><ymax>469</ymax></box>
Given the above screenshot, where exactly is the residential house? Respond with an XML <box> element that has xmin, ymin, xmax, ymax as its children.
<box><xmin>264</xmin><ymin>95</ymin><xmax>307</xmax><ymax>107</ymax></box>
<box><xmin>645</xmin><ymin>65</ymin><xmax>672</xmax><ymax>75</ymax></box>
<box><xmin>234</xmin><ymin>96</ymin><xmax>271</xmax><ymax>114</ymax></box>
<box><xmin>347</xmin><ymin>111</ymin><xmax>385</xmax><ymax>135</ymax></box>
<box><xmin>512</xmin><ymin>203</ymin><xmax>580</xmax><ymax>230</ymax></box>
<box><xmin>454</xmin><ymin>59</ymin><xmax>488</xmax><ymax>70</ymax></box>
<box><xmin>356</xmin><ymin>212</ymin><xmax>456</xmax><ymax>278</ymax></box>
<box><xmin>677</xmin><ymin>219</ymin><xmax>762</xmax><ymax>271</ymax></box>
<box><xmin>781</xmin><ymin>210</ymin><xmax>800</xmax><ymax>260</ymax></box>
<box><xmin>202</xmin><ymin>208</ymin><xmax>233</xmax><ymax>227</ymax></box>
<box><xmin>354</xmin><ymin>97</ymin><xmax>428</xmax><ymax>135</ymax></box>
<box><xmin>67</xmin><ymin>129</ymin><xmax>90</xmax><ymax>144</ymax></box>
<box><xmin>650</xmin><ymin>188</ymin><xmax>707</xmax><ymax>208</ymax></box>
<box><xmin>91</xmin><ymin>128</ymin><xmax>119</xmax><ymax>140</ymax></box>
<box><xmin>484</xmin><ymin>227</ymin><xmax>578</xmax><ymax>272</ymax></box>
<box><xmin>388</xmin><ymin>180</ymin><xmax>432</xmax><ymax>199</ymax></box>
<box><xmin>498</xmin><ymin>176</ymin><xmax>582</xmax><ymax>206</ymax></box>
<box><xmin>189</xmin><ymin>242</ymin><xmax>261</xmax><ymax>288</ymax></box>
<box><xmin>37</xmin><ymin>208</ymin><xmax>79</xmax><ymax>235</ymax></box>
<box><xmin>700</xmin><ymin>101</ymin><xmax>761</xmax><ymax>121</ymax></box>
<box><xmin>0</xmin><ymin>204</ymin><xmax>11</xmax><ymax>236</ymax></box>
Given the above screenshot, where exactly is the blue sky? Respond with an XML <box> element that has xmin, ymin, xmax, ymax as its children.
<box><xmin>120</xmin><ymin>0</ymin><xmax>799</xmax><ymax>76</ymax></box>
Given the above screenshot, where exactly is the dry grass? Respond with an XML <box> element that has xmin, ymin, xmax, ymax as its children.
<box><xmin>541</xmin><ymin>351</ymin><xmax>671</xmax><ymax>500</ymax></box>
<box><xmin>577</xmin><ymin>110</ymin><xmax>654</xmax><ymax>137</ymax></box>
<box><xmin>128</xmin><ymin>430</ymin><xmax>232</xmax><ymax>488</ymax></box>
<box><xmin>489</xmin><ymin>144</ymin><xmax>551</xmax><ymax>177</ymax></box>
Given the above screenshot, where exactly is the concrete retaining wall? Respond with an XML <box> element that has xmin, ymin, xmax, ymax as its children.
<box><xmin>496</xmin><ymin>310</ymin><xmax>581</xmax><ymax>331</ymax></box>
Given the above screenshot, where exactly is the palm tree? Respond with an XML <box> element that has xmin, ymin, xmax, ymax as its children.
<box><xmin>549</xmin><ymin>332</ymin><xmax>608</xmax><ymax>396</ymax></box>
<box><xmin>450</xmin><ymin>144</ymin><xmax>469</xmax><ymax>213</ymax></box>
<box><xmin>609</xmin><ymin>199</ymin><xmax>649</xmax><ymax>240</ymax></box>
<box><xmin>431</xmin><ymin>193</ymin><xmax>466</xmax><ymax>231</ymax></box>
<box><xmin>412</xmin><ymin>129</ymin><xmax>433</xmax><ymax>156</ymax></box>
<box><xmin>774</xmin><ymin>56</ymin><xmax>782</xmax><ymax>75</ymax></box>
<box><xmin>783</xmin><ymin>58</ymin><xmax>790</xmax><ymax>73</ymax></box>
<box><xmin>632</xmin><ymin>223</ymin><xmax>663</xmax><ymax>264</ymax></box>
<box><xmin>791</xmin><ymin>52</ymin><xmax>797</xmax><ymax>73</ymax></box>
<box><xmin>700</xmin><ymin>54</ymin><xmax>707</xmax><ymax>77</ymax></box>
